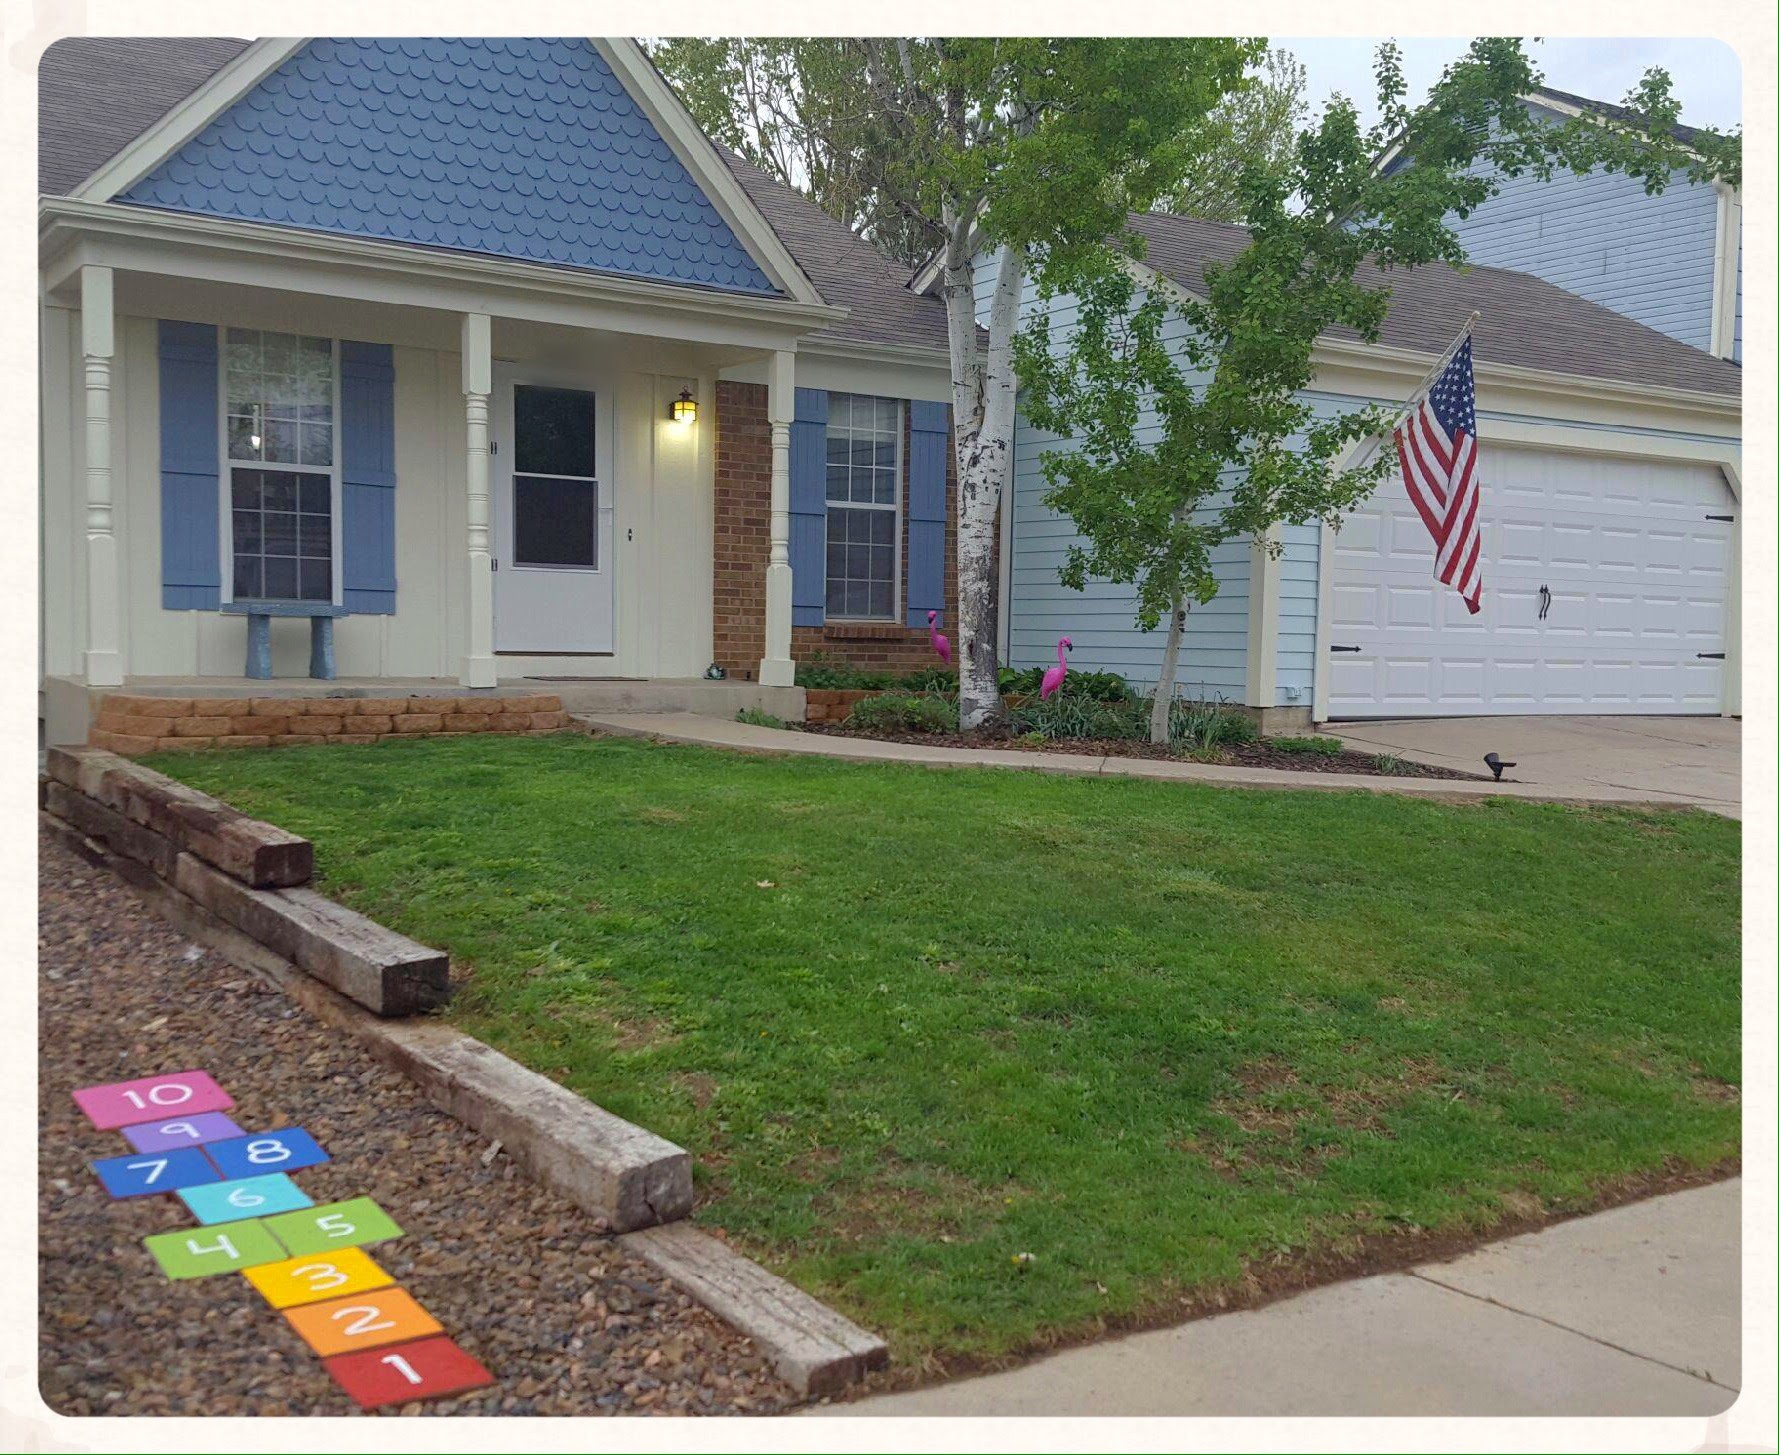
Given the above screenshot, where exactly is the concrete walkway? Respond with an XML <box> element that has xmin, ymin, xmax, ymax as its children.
<box><xmin>1330</xmin><ymin>715</ymin><xmax>1741</xmax><ymax>819</ymax></box>
<box><xmin>577</xmin><ymin>712</ymin><xmax>1725</xmax><ymax>813</ymax></box>
<box><xmin>815</xmin><ymin>1181</ymin><xmax>1740</xmax><ymax>1418</ymax></box>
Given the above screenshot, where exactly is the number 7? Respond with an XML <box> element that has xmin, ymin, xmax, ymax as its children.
<box><xmin>127</xmin><ymin>1158</ymin><xmax>168</xmax><ymax>1185</ymax></box>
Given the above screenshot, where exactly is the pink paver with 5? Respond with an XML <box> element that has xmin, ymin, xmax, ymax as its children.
<box><xmin>72</xmin><ymin>1071</ymin><xmax>234</xmax><ymax>1130</ymax></box>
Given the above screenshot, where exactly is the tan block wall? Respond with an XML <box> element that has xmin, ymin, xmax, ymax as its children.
<box><xmin>87</xmin><ymin>693</ymin><xmax>570</xmax><ymax>756</ymax></box>
<box><xmin>712</xmin><ymin>380</ymin><xmax>963</xmax><ymax>681</ymax></box>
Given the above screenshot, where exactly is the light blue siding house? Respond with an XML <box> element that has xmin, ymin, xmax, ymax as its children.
<box><xmin>991</xmin><ymin>209</ymin><xmax>1744</xmax><ymax>724</ymax></box>
<box><xmin>1422</xmin><ymin>89</ymin><xmax>1742</xmax><ymax>363</ymax></box>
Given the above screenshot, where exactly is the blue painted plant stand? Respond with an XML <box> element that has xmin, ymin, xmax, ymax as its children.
<box><xmin>221</xmin><ymin>602</ymin><xmax>351</xmax><ymax>680</ymax></box>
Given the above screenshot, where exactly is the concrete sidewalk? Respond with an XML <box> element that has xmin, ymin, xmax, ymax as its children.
<box><xmin>815</xmin><ymin>1180</ymin><xmax>1740</xmax><ymax>1418</ymax></box>
<box><xmin>577</xmin><ymin>712</ymin><xmax>1724</xmax><ymax>813</ymax></box>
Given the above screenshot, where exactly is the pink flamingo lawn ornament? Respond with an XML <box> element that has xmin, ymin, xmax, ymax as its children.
<box><xmin>1040</xmin><ymin>637</ymin><xmax>1073</xmax><ymax>700</ymax></box>
<box><xmin>927</xmin><ymin>610</ymin><xmax>952</xmax><ymax>667</ymax></box>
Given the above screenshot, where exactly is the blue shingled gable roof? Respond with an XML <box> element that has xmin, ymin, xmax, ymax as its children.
<box><xmin>119</xmin><ymin>38</ymin><xmax>780</xmax><ymax>295</ymax></box>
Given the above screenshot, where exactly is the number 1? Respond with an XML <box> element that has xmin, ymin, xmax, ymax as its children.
<box><xmin>380</xmin><ymin>1352</ymin><xmax>422</xmax><ymax>1386</ymax></box>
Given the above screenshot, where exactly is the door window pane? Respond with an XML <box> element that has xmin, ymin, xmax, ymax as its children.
<box><xmin>822</xmin><ymin>392</ymin><xmax>901</xmax><ymax>619</ymax></box>
<box><xmin>514</xmin><ymin>475</ymin><xmax>597</xmax><ymax>568</ymax></box>
<box><xmin>514</xmin><ymin>385</ymin><xmax>597</xmax><ymax>479</ymax></box>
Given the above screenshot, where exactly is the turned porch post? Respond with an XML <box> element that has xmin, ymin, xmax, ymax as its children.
<box><xmin>759</xmin><ymin>348</ymin><xmax>796</xmax><ymax>687</ymax></box>
<box><xmin>81</xmin><ymin>265</ymin><xmax>123</xmax><ymax>687</ymax></box>
<box><xmin>460</xmin><ymin>311</ymin><xmax>497</xmax><ymax>688</ymax></box>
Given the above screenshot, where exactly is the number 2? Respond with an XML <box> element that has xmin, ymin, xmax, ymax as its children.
<box><xmin>332</xmin><ymin>1304</ymin><xmax>396</xmax><ymax>1338</ymax></box>
<box><xmin>380</xmin><ymin>1352</ymin><xmax>423</xmax><ymax>1386</ymax></box>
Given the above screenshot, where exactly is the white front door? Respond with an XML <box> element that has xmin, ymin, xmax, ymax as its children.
<box><xmin>492</xmin><ymin>367</ymin><xmax>615</xmax><ymax>653</ymax></box>
<box><xmin>1325</xmin><ymin>445</ymin><xmax>1734</xmax><ymax>717</ymax></box>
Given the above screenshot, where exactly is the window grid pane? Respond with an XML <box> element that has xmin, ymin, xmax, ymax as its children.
<box><xmin>225</xmin><ymin>328</ymin><xmax>335</xmax><ymax>468</ymax></box>
<box><xmin>230</xmin><ymin>467</ymin><xmax>332</xmax><ymax>602</ymax></box>
<box><xmin>823</xmin><ymin>392</ymin><xmax>899</xmax><ymax>620</ymax></box>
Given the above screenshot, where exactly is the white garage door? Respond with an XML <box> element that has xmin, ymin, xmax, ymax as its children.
<box><xmin>1325</xmin><ymin>445</ymin><xmax>1734</xmax><ymax>718</ymax></box>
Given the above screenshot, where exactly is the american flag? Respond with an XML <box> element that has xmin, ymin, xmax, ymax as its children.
<box><xmin>1394</xmin><ymin>334</ymin><xmax>1483</xmax><ymax>614</ymax></box>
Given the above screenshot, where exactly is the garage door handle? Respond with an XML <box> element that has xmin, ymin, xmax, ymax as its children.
<box><xmin>1705</xmin><ymin>513</ymin><xmax>1734</xmax><ymax>522</ymax></box>
<box><xmin>1329</xmin><ymin>645</ymin><xmax>1361</xmax><ymax>653</ymax></box>
<box><xmin>1697</xmin><ymin>652</ymin><xmax>1725</xmax><ymax>660</ymax></box>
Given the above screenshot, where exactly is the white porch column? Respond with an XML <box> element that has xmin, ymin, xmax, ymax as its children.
<box><xmin>81</xmin><ymin>265</ymin><xmax>123</xmax><ymax>687</ymax></box>
<box><xmin>460</xmin><ymin>312</ymin><xmax>497</xmax><ymax>688</ymax></box>
<box><xmin>1243</xmin><ymin>526</ymin><xmax>1281</xmax><ymax>712</ymax></box>
<box><xmin>758</xmin><ymin>348</ymin><xmax>796</xmax><ymax>687</ymax></box>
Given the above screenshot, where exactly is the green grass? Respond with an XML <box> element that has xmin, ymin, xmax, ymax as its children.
<box><xmin>150</xmin><ymin>735</ymin><xmax>1741</xmax><ymax>1368</ymax></box>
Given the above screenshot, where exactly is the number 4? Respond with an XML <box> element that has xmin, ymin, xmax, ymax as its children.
<box><xmin>185</xmin><ymin>1233</ymin><xmax>239</xmax><ymax>1261</ymax></box>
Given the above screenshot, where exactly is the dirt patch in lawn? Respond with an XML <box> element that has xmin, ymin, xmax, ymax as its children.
<box><xmin>804</xmin><ymin>723</ymin><xmax>1485</xmax><ymax>779</ymax></box>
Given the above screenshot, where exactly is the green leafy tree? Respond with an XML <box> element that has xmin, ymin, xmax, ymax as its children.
<box><xmin>656</xmin><ymin>38</ymin><xmax>1259</xmax><ymax>726</ymax></box>
<box><xmin>1017</xmin><ymin>41</ymin><xmax>1741</xmax><ymax>742</ymax></box>
<box><xmin>1157</xmin><ymin>48</ymin><xmax>1307</xmax><ymax>222</ymax></box>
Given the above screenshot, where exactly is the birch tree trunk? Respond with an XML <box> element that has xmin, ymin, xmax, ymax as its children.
<box><xmin>943</xmin><ymin>237</ymin><xmax>1026</xmax><ymax>729</ymax></box>
<box><xmin>1148</xmin><ymin>596</ymin><xmax>1187</xmax><ymax>745</ymax></box>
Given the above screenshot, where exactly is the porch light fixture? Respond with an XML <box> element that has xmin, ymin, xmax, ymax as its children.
<box><xmin>669</xmin><ymin>388</ymin><xmax>698</xmax><ymax>425</ymax></box>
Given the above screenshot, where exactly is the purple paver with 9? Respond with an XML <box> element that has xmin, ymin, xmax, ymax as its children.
<box><xmin>119</xmin><ymin>1112</ymin><xmax>246</xmax><ymax>1152</ymax></box>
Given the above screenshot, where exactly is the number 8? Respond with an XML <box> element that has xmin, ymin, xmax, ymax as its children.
<box><xmin>245</xmin><ymin>1138</ymin><xmax>290</xmax><ymax>1165</ymax></box>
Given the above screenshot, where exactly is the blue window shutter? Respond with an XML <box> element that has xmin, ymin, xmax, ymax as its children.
<box><xmin>340</xmin><ymin>341</ymin><xmax>396</xmax><ymax>614</ymax></box>
<box><xmin>157</xmin><ymin>321</ymin><xmax>221</xmax><ymax>610</ymax></box>
<box><xmin>905</xmin><ymin>400</ymin><xmax>949</xmax><ymax>626</ymax></box>
<box><xmin>790</xmin><ymin>387</ymin><xmax>828</xmax><ymax>626</ymax></box>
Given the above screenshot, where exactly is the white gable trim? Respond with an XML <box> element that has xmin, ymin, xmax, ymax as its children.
<box><xmin>594</xmin><ymin>39</ymin><xmax>826</xmax><ymax>308</ymax></box>
<box><xmin>70</xmin><ymin>38</ymin><xmax>309</xmax><ymax>202</ymax></box>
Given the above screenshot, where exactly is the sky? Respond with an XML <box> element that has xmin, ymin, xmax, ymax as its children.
<box><xmin>1278</xmin><ymin>38</ymin><xmax>1742</xmax><ymax>134</ymax></box>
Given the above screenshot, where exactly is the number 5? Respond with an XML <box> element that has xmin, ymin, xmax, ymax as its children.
<box><xmin>315</xmin><ymin>1213</ymin><xmax>356</xmax><ymax>1239</ymax></box>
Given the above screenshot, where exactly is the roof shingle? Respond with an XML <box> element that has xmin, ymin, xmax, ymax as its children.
<box><xmin>1127</xmin><ymin>211</ymin><xmax>1741</xmax><ymax>399</ymax></box>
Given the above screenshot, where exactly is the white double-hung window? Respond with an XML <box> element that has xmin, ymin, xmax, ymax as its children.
<box><xmin>222</xmin><ymin>328</ymin><xmax>340</xmax><ymax>603</ymax></box>
<box><xmin>824</xmin><ymin>392</ymin><xmax>902</xmax><ymax>620</ymax></box>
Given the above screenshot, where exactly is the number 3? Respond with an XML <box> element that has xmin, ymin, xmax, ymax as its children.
<box><xmin>292</xmin><ymin>1262</ymin><xmax>348</xmax><ymax>1291</ymax></box>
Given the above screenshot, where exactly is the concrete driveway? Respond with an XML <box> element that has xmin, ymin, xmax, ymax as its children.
<box><xmin>1328</xmin><ymin>715</ymin><xmax>1741</xmax><ymax>818</ymax></box>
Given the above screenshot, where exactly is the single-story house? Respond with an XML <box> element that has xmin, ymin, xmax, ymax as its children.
<box><xmin>984</xmin><ymin>210</ymin><xmax>1743</xmax><ymax>723</ymax></box>
<box><xmin>38</xmin><ymin>36</ymin><xmax>960</xmax><ymax>744</ymax></box>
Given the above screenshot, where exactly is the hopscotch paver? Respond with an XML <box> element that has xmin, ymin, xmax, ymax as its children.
<box><xmin>284</xmin><ymin>1288</ymin><xmax>443</xmax><ymax>1357</ymax></box>
<box><xmin>121</xmin><ymin>1112</ymin><xmax>245</xmax><ymax>1152</ymax></box>
<box><xmin>73</xmin><ymin>1070</ymin><xmax>234</xmax><ymax>1129</ymax></box>
<box><xmin>181</xmin><ymin>1174</ymin><xmax>314</xmax><ymax>1225</ymax></box>
<box><xmin>264</xmin><ymin>1197</ymin><xmax>404</xmax><ymax>1257</ymax></box>
<box><xmin>246</xmin><ymin>1247</ymin><xmax>397</xmax><ymax>1308</ymax></box>
<box><xmin>144</xmin><ymin>1219</ymin><xmax>289</xmax><ymax>1278</ymax></box>
<box><xmin>71</xmin><ymin>1068</ymin><xmax>495</xmax><ymax>1408</ymax></box>
<box><xmin>91</xmin><ymin>1147</ymin><xmax>222</xmax><ymax>1198</ymax></box>
<box><xmin>204</xmin><ymin>1127</ymin><xmax>331</xmax><ymax>1180</ymax></box>
<box><xmin>324</xmin><ymin>1336</ymin><xmax>497</xmax><ymax>1410</ymax></box>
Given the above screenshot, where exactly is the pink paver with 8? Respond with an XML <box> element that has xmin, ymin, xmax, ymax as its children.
<box><xmin>72</xmin><ymin>1071</ymin><xmax>233</xmax><ymax>1130</ymax></box>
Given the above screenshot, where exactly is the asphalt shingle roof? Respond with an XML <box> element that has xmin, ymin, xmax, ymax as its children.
<box><xmin>1127</xmin><ymin>211</ymin><xmax>1741</xmax><ymax>399</ymax></box>
<box><xmin>1530</xmin><ymin>85</ymin><xmax>1711</xmax><ymax>148</ymax></box>
<box><xmin>38</xmin><ymin>37</ymin><xmax>251</xmax><ymax>197</ymax></box>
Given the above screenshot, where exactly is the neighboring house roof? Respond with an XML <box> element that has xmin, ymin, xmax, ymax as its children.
<box><xmin>1529</xmin><ymin>85</ymin><xmax>1710</xmax><ymax>148</ymax></box>
<box><xmin>717</xmin><ymin>147</ymin><xmax>950</xmax><ymax>353</ymax></box>
<box><xmin>37</xmin><ymin>36</ymin><xmax>251</xmax><ymax>197</ymax></box>
<box><xmin>1127</xmin><ymin>211</ymin><xmax>1742</xmax><ymax>399</ymax></box>
<box><xmin>38</xmin><ymin>36</ymin><xmax>951</xmax><ymax>353</ymax></box>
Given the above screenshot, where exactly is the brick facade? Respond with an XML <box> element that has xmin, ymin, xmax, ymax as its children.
<box><xmin>87</xmin><ymin>693</ymin><xmax>569</xmax><ymax>755</ymax></box>
<box><xmin>712</xmin><ymin>380</ymin><xmax>962</xmax><ymax>680</ymax></box>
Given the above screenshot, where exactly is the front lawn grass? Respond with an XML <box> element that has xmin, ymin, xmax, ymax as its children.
<box><xmin>152</xmin><ymin>734</ymin><xmax>1741</xmax><ymax>1369</ymax></box>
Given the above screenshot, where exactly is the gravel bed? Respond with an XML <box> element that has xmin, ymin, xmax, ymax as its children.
<box><xmin>38</xmin><ymin>825</ymin><xmax>799</xmax><ymax>1418</ymax></box>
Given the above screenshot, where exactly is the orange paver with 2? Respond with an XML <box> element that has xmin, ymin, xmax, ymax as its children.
<box><xmin>283</xmin><ymin>1287</ymin><xmax>443</xmax><ymax>1357</ymax></box>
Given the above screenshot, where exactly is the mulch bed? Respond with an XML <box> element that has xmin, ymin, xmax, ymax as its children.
<box><xmin>804</xmin><ymin>723</ymin><xmax>1484</xmax><ymax>780</ymax></box>
<box><xmin>37</xmin><ymin>826</ymin><xmax>798</xmax><ymax>1417</ymax></box>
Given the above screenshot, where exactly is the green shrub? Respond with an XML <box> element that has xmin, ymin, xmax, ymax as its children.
<box><xmin>796</xmin><ymin>652</ymin><xmax>958</xmax><ymax>693</ymax></box>
<box><xmin>735</xmin><ymin>708</ymin><xmax>790</xmax><ymax>730</ymax></box>
<box><xmin>1009</xmin><ymin>694</ymin><xmax>1143</xmax><ymax>741</ymax></box>
<box><xmin>845</xmin><ymin>691</ymin><xmax>960</xmax><ymax>734</ymax></box>
<box><xmin>1373</xmin><ymin>752</ymin><xmax>1408</xmax><ymax>775</ymax></box>
<box><xmin>1269</xmin><ymin>735</ymin><xmax>1344</xmax><ymax>757</ymax></box>
<box><xmin>1164</xmin><ymin>697</ymin><xmax>1258</xmax><ymax>750</ymax></box>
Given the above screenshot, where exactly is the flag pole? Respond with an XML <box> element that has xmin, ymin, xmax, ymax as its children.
<box><xmin>1345</xmin><ymin>310</ymin><xmax>1481</xmax><ymax>474</ymax></box>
